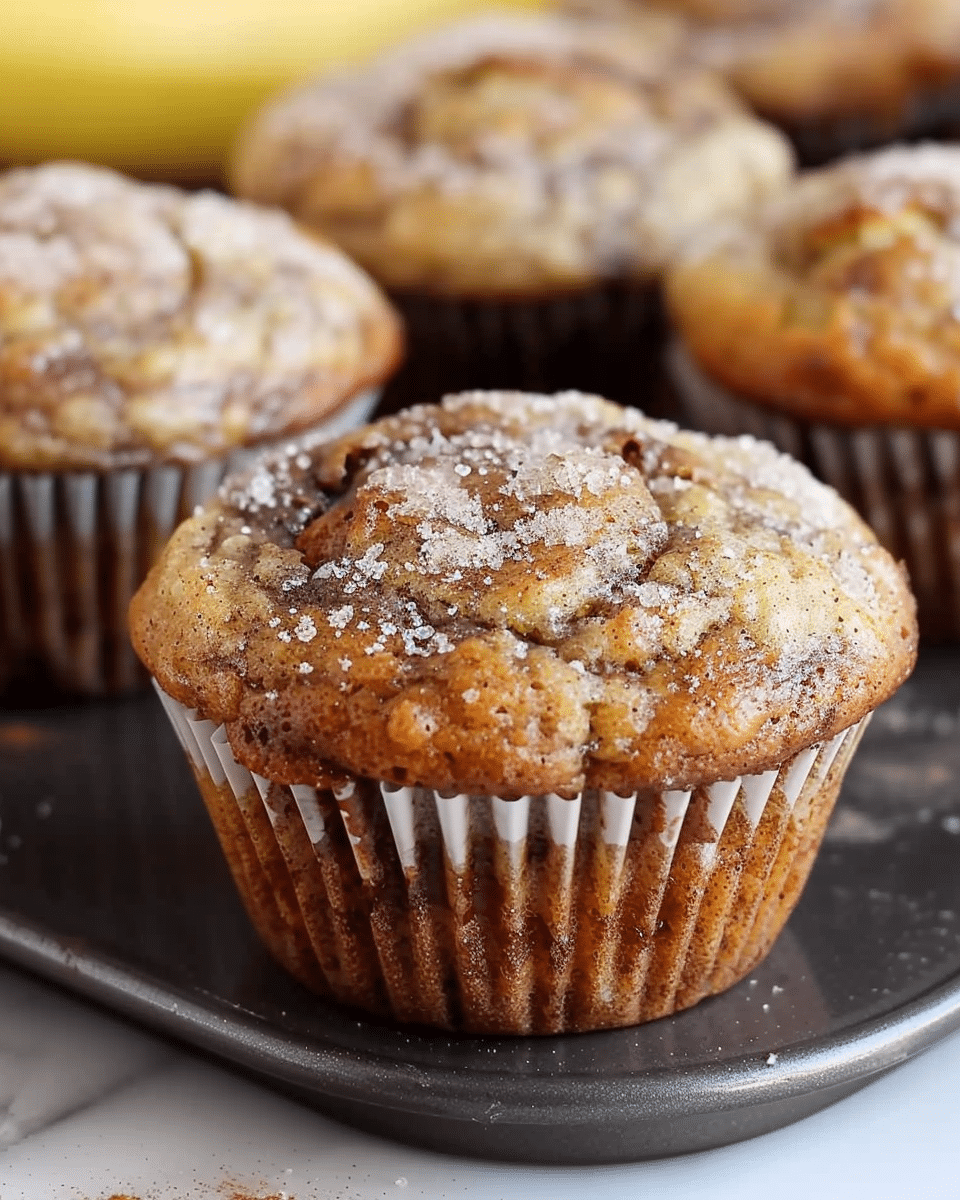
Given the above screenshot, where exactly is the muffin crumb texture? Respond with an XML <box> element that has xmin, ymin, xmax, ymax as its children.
<box><xmin>669</xmin><ymin>144</ymin><xmax>960</xmax><ymax>430</ymax></box>
<box><xmin>231</xmin><ymin>13</ymin><xmax>792</xmax><ymax>294</ymax></box>
<box><xmin>563</xmin><ymin>0</ymin><xmax>960</xmax><ymax>134</ymax></box>
<box><xmin>132</xmin><ymin>390</ymin><xmax>916</xmax><ymax>797</ymax></box>
<box><xmin>0</xmin><ymin>161</ymin><xmax>402</xmax><ymax>470</ymax></box>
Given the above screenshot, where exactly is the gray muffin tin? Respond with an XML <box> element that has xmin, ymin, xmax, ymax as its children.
<box><xmin>1</xmin><ymin>646</ymin><xmax>960</xmax><ymax>1164</ymax></box>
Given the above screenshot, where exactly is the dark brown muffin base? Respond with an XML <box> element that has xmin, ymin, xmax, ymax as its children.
<box><xmin>772</xmin><ymin>77</ymin><xmax>960</xmax><ymax>166</ymax></box>
<box><xmin>378</xmin><ymin>284</ymin><xmax>675</xmax><ymax>420</ymax></box>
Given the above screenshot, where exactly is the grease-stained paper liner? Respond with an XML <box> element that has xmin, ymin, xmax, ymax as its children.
<box><xmin>670</xmin><ymin>338</ymin><xmax>956</xmax><ymax>638</ymax></box>
<box><xmin>155</xmin><ymin>683</ymin><xmax>866</xmax><ymax>1035</ymax></box>
<box><xmin>0</xmin><ymin>389</ymin><xmax>380</xmax><ymax>698</ymax></box>
<box><xmin>380</xmin><ymin>284</ymin><xmax>674</xmax><ymax>419</ymax></box>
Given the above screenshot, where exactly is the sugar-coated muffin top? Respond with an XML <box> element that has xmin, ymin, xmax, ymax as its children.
<box><xmin>131</xmin><ymin>390</ymin><xmax>916</xmax><ymax>797</ymax></box>
<box><xmin>562</xmin><ymin>0</ymin><xmax>960</xmax><ymax>126</ymax></box>
<box><xmin>668</xmin><ymin>144</ymin><xmax>960</xmax><ymax>428</ymax></box>
<box><xmin>0</xmin><ymin>162</ymin><xmax>403</xmax><ymax>471</ymax></box>
<box><xmin>231</xmin><ymin>13</ymin><xmax>792</xmax><ymax>296</ymax></box>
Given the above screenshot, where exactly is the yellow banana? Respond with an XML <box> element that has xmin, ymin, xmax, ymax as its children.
<box><xmin>1</xmin><ymin>0</ymin><xmax>545</xmax><ymax>180</ymax></box>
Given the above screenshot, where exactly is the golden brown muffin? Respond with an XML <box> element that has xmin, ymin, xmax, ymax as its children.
<box><xmin>231</xmin><ymin>13</ymin><xmax>792</xmax><ymax>409</ymax></box>
<box><xmin>563</xmin><ymin>0</ymin><xmax>960</xmax><ymax>163</ymax></box>
<box><xmin>667</xmin><ymin>143</ymin><xmax>960</xmax><ymax>637</ymax></box>
<box><xmin>232</xmin><ymin>13</ymin><xmax>785</xmax><ymax>297</ymax></box>
<box><xmin>0</xmin><ymin>160</ymin><xmax>403</xmax><ymax>696</ymax></box>
<box><xmin>0</xmin><ymin>162</ymin><xmax>402</xmax><ymax>471</ymax></box>
<box><xmin>132</xmin><ymin>390</ymin><xmax>916</xmax><ymax>1033</ymax></box>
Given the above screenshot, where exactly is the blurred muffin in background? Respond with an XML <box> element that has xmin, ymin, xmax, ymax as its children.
<box><xmin>0</xmin><ymin>161</ymin><xmax>402</xmax><ymax>698</ymax></box>
<box><xmin>232</xmin><ymin>12</ymin><xmax>792</xmax><ymax>414</ymax></box>
<box><xmin>667</xmin><ymin>142</ymin><xmax>960</xmax><ymax>638</ymax></box>
<box><xmin>561</xmin><ymin>0</ymin><xmax>960</xmax><ymax>164</ymax></box>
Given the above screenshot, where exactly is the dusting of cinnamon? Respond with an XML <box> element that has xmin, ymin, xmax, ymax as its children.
<box><xmin>131</xmin><ymin>389</ymin><xmax>917</xmax><ymax>1034</ymax></box>
<box><xmin>0</xmin><ymin>162</ymin><xmax>402</xmax><ymax>472</ymax></box>
<box><xmin>232</xmin><ymin>13</ymin><xmax>792</xmax><ymax>296</ymax></box>
<box><xmin>131</xmin><ymin>388</ymin><xmax>916</xmax><ymax>797</ymax></box>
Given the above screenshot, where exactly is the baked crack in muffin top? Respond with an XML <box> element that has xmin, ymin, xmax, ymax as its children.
<box><xmin>132</xmin><ymin>391</ymin><xmax>916</xmax><ymax>797</ymax></box>
<box><xmin>668</xmin><ymin>144</ymin><xmax>960</xmax><ymax>428</ymax></box>
<box><xmin>0</xmin><ymin>161</ymin><xmax>403</xmax><ymax>471</ymax></box>
<box><xmin>231</xmin><ymin>13</ymin><xmax>792</xmax><ymax>295</ymax></box>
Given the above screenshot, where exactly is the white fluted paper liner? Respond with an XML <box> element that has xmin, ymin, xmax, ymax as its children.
<box><xmin>670</xmin><ymin>338</ymin><xmax>959</xmax><ymax>638</ymax></box>
<box><xmin>0</xmin><ymin>387</ymin><xmax>380</xmax><ymax>696</ymax></box>
<box><xmin>154</xmin><ymin>681</ymin><xmax>867</xmax><ymax>1034</ymax></box>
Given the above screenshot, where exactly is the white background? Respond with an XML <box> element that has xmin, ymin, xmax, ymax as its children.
<box><xmin>1</xmin><ymin>960</ymin><xmax>959</xmax><ymax>1200</ymax></box>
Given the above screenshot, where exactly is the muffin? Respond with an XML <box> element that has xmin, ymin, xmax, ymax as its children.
<box><xmin>130</xmin><ymin>390</ymin><xmax>917</xmax><ymax>1034</ymax></box>
<box><xmin>667</xmin><ymin>142</ymin><xmax>960</xmax><ymax>639</ymax></box>
<box><xmin>561</xmin><ymin>0</ymin><xmax>960</xmax><ymax>164</ymax></box>
<box><xmin>0</xmin><ymin>161</ymin><xmax>403</xmax><ymax>697</ymax></box>
<box><xmin>231</xmin><ymin>13</ymin><xmax>792</xmax><ymax>414</ymax></box>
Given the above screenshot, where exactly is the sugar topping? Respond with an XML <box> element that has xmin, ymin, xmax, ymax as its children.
<box><xmin>761</xmin><ymin>144</ymin><xmax>960</xmax><ymax>236</ymax></box>
<box><xmin>668</xmin><ymin>143</ymin><xmax>960</xmax><ymax>431</ymax></box>
<box><xmin>232</xmin><ymin>13</ymin><xmax>793</xmax><ymax>293</ymax></box>
<box><xmin>236</xmin><ymin>13</ymin><xmax>690</xmax><ymax>188</ymax></box>
<box><xmin>0</xmin><ymin>161</ymin><xmax>402</xmax><ymax>470</ymax></box>
<box><xmin>132</xmin><ymin>390</ymin><xmax>916</xmax><ymax>795</ymax></box>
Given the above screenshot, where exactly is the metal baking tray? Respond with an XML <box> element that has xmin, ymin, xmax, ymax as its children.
<box><xmin>1</xmin><ymin>646</ymin><xmax>960</xmax><ymax>1164</ymax></box>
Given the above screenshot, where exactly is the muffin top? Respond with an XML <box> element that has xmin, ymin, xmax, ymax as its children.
<box><xmin>668</xmin><ymin>144</ymin><xmax>960</xmax><ymax>429</ymax></box>
<box><xmin>131</xmin><ymin>390</ymin><xmax>916</xmax><ymax>797</ymax></box>
<box><xmin>562</xmin><ymin>1</ymin><xmax>960</xmax><ymax>126</ymax></box>
<box><xmin>231</xmin><ymin>13</ymin><xmax>792</xmax><ymax>297</ymax></box>
<box><xmin>0</xmin><ymin>162</ymin><xmax>403</xmax><ymax>471</ymax></box>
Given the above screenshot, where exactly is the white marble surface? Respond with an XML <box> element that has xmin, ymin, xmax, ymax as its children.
<box><xmin>0</xmin><ymin>960</ymin><xmax>958</xmax><ymax>1200</ymax></box>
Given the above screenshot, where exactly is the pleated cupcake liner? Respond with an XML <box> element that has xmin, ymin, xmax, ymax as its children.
<box><xmin>0</xmin><ymin>387</ymin><xmax>380</xmax><ymax>698</ymax></box>
<box><xmin>155</xmin><ymin>682</ymin><xmax>866</xmax><ymax>1035</ymax></box>
<box><xmin>773</xmin><ymin>76</ymin><xmax>960</xmax><ymax>166</ymax></box>
<box><xmin>670</xmin><ymin>339</ymin><xmax>958</xmax><ymax>638</ymax></box>
<box><xmin>379</xmin><ymin>284</ymin><xmax>675</xmax><ymax>420</ymax></box>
